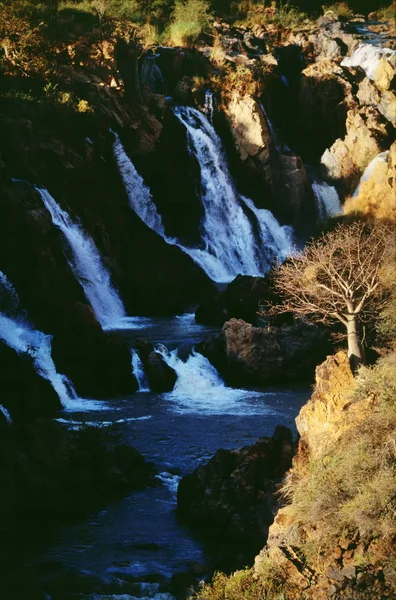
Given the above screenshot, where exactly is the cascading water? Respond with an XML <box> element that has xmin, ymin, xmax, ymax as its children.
<box><xmin>114</xmin><ymin>107</ymin><xmax>293</xmax><ymax>284</ymax></box>
<box><xmin>157</xmin><ymin>346</ymin><xmax>271</xmax><ymax>416</ymax></box>
<box><xmin>341</xmin><ymin>42</ymin><xmax>395</xmax><ymax>80</ymax></box>
<box><xmin>173</xmin><ymin>105</ymin><xmax>293</xmax><ymax>281</ymax></box>
<box><xmin>312</xmin><ymin>181</ymin><xmax>342</xmax><ymax>221</ymax></box>
<box><xmin>352</xmin><ymin>151</ymin><xmax>389</xmax><ymax>197</ymax></box>
<box><xmin>0</xmin><ymin>405</ymin><xmax>12</xmax><ymax>424</ymax></box>
<box><xmin>132</xmin><ymin>350</ymin><xmax>150</xmax><ymax>392</ymax></box>
<box><xmin>35</xmin><ymin>186</ymin><xmax>126</xmax><ymax>330</ymax></box>
<box><xmin>259</xmin><ymin>101</ymin><xmax>281</xmax><ymax>153</ymax></box>
<box><xmin>0</xmin><ymin>271</ymin><xmax>80</xmax><ymax>410</ymax></box>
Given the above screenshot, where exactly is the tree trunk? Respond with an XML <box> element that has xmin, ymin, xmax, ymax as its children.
<box><xmin>346</xmin><ymin>314</ymin><xmax>364</xmax><ymax>373</ymax></box>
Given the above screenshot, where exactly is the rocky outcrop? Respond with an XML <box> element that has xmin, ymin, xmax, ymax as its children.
<box><xmin>199</xmin><ymin>318</ymin><xmax>331</xmax><ymax>386</ymax></box>
<box><xmin>177</xmin><ymin>425</ymin><xmax>293</xmax><ymax>567</ymax></box>
<box><xmin>253</xmin><ymin>352</ymin><xmax>394</xmax><ymax>599</ymax></box>
<box><xmin>344</xmin><ymin>141</ymin><xmax>396</xmax><ymax>221</ymax></box>
<box><xmin>226</xmin><ymin>95</ymin><xmax>271</xmax><ymax>166</ymax></box>
<box><xmin>0</xmin><ymin>341</ymin><xmax>61</xmax><ymax>422</ymax></box>
<box><xmin>321</xmin><ymin>105</ymin><xmax>390</xmax><ymax>196</ymax></box>
<box><xmin>195</xmin><ymin>274</ymin><xmax>280</xmax><ymax>326</ymax></box>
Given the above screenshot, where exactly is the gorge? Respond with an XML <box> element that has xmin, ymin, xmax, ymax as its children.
<box><xmin>0</xmin><ymin>1</ymin><xmax>395</xmax><ymax>599</ymax></box>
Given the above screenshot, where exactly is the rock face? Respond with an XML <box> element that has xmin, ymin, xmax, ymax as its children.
<box><xmin>253</xmin><ymin>352</ymin><xmax>391</xmax><ymax>599</ymax></box>
<box><xmin>321</xmin><ymin>106</ymin><xmax>390</xmax><ymax>195</ymax></box>
<box><xmin>0</xmin><ymin>341</ymin><xmax>61</xmax><ymax>422</ymax></box>
<box><xmin>199</xmin><ymin>318</ymin><xmax>331</xmax><ymax>386</ymax></box>
<box><xmin>177</xmin><ymin>425</ymin><xmax>293</xmax><ymax>567</ymax></box>
<box><xmin>227</xmin><ymin>95</ymin><xmax>271</xmax><ymax>165</ymax></box>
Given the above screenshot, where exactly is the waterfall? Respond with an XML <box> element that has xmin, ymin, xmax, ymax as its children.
<box><xmin>204</xmin><ymin>90</ymin><xmax>215</xmax><ymax>123</ymax></box>
<box><xmin>0</xmin><ymin>271</ymin><xmax>78</xmax><ymax>409</ymax></box>
<box><xmin>353</xmin><ymin>151</ymin><xmax>389</xmax><ymax>197</ymax></box>
<box><xmin>132</xmin><ymin>350</ymin><xmax>150</xmax><ymax>392</ymax></box>
<box><xmin>0</xmin><ymin>405</ymin><xmax>12</xmax><ymax>424</ymax></box>
<box><xmin>173</xmin><ymin>105</ymin><xmax>293</xmax><ymax>281</ymax></box>
<box><xmin>312</xmin><ymin>181</ymin><xmax>342</xmax><ymax>221</ymax></box>
<box><xmin>341</xmin><ymin>42</ymin><xmax>395</xmax><ymax>80</ymax></box>
<box><xmin>112</xmin><ymin>134</ymin><xmax>166</xmax><ymax>235</ymax></box>
<box><xmin>259</xmin><ymin>101</ymin><xmax>281</xmax><ymax>153</ymax></box>
<box><xmin>140</xmin><ymin>55</ymin><xmax>165</xmax><ymax>94</ymax></box>
<box><xmin>157</xmin><ymin>346</ymin><xmax>264</xmax><ymax>415</ymax></box>
<box><xmin>36</xmin><ymin>186</ymin><xmax>126</xmax><ymax>330</ymax></box>
<box><xmin>114</xmin><ymin>108</ymin><xmax>293</xmax><ymax>284</ymax></box>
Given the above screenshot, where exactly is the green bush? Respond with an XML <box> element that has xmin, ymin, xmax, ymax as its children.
<box><xmin>167</xmin><ymin>0</ymin><xmax>213</xmax><ymax>46</ymax></box>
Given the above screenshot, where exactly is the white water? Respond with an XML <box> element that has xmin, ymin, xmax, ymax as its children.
<box><xmin>112</xmin><ymin>134</ymin><xmax>166</xmax><ymax>235</ymax></box>
<box><xmin>312</xmin><ymin>181</ymin><xmax>342</xmax><ymax>221</ymax></box>
<box><xmin>353</xmin><ymin>151</ymin><xmax>389</xmax><ymax>197</ymax></box>
<box><xmin>157</xmin><ymin>346</ymin><xmax>272</xmax><ymax>416</ymax></box>
<box><xmin>0</xmin><ymin>271</ymin><xmax>106</xmax><ymax>412</ymax></box>
<box><xmin>259</xmin><ymin>101</ymin><xmax>281</xmax><ymax>153</ymax></box>
<box><xmin>341</xmin><ymin>42</ymin><xmax>395</xmax><ymax>80</ymax></box>
<box><xmin>132</xmin><ymin>350</ymin><xmax>150</xmax><ymax>392</ymax></box>
<box><xmin>36</xmin><ymin>187</ymin><xmax>126</xmax><ymax>330</ymax></box>
<box><xmin>114</xmin><ymin>108</ymin><xmax>293</xmax><ymax>284</ymax></box>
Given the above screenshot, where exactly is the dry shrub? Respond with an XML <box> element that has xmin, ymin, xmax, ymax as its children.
<box><xmin>323</xmin><ymin>2</ymin><xmax>354</xmax><ymax>18</ymax></box>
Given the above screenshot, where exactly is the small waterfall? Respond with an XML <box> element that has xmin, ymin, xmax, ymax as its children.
<box><xmin>353</xmin><ymin>151</ymin><xmax>389</xmax><ymax>197</ymax></box>
<box><xmin>341</xmin><ymin>42</ymin><xmax>395</xmax><ymax>80</ymax></box>
<box><xmin>0</xmin><ymin>271</ymin><xmax>78</xmax><ymax>409</ymax></box>
<box><xmin>204</xmin><ymin>90</ymin><xmax>215</xmax><ymax>123</ymax></box>
<box><xmin>259</xmin><ymin>101</ymin><xmax>281</xmax><ymax>153</ymax></box>
<box><xmin>157</xmin><ymin>346</ymin><xmax>263</xmax><ymax>415</ymax></box>
<box><xmin>36</xmin><ymin>186</ymin><xmax>126</xmax><ymax>330</ymax></box>
<box><xmin>112</xmin><ymin>134</ymin><xmax>166</xmax><ymax>235</ymax></box>
<box><xmin>132</xmin><ymin>350</ymin><xmax>150</xmax><ymax>392</ymax></box>
<box><xmin>140</xmin><ymin>54</ymin><xmax>165</xmax><ymax>94</ymax></box>
<box><xmin>0</xmin><ymin>405</ymin><xmax>12</xmax><ymax>424</ymax></box>
<box><xmin>312</xmin><ymin>181</ymin><xmax>342</xmax><ymax>221</ymax></box>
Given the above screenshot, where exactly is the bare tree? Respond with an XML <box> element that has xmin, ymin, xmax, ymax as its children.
<box><xmin>262</xmin><ymin>222</ymin><xmax>396</xmax><ymax>372</ymax></box>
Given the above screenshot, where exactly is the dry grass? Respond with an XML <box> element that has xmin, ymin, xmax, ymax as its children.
<box><xmin>344</xmin><ymin>159</ymin><xmax>396</xmax><ymax>222</ymax></box>
<box><xmin>323</xmin><ymin>2</ymin><xmax>354</xmax><ymax>19</ymax></box>
<box><xmin>281</xmin><ymin>353</ymin><xmax>396</xmax><ymax>565</ymax></box>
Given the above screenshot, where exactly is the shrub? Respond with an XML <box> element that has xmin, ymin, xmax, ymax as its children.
<box><xmin>323</xmin><ymin>2</ymin><xmax>354</xmax><ymax>19</ymax></box>
<box><xmin>167</xmin><ymin>0</ymin><xmax>213</xmax><ymax>46</ymax></box>
<box><xmin>378</xmin><ymin>1</ymin><xmax>396</xmax><ymax>21</ymax></box>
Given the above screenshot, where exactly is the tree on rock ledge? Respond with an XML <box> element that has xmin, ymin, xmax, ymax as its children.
<box><xmin>263</xmin><ymin>221</ymin><xmax>395</xmax><ymax>372</ymax></box>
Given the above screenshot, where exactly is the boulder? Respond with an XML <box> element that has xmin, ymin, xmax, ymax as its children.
<box><xmin>199</xmin><ymin>318</ymin><xmax>331</xmax><ymax>386</ymax></box>
<box><xmin>357</xmin><ymin>77</ymin><xmax>381</xmax><ymax>106</ymax></box>
<box><xmin>177</xmin><ymin>426</ymin><xmax>293</xmax><ymax>566</ymax></box>
<box><xmin>378</xmin><ymin>90</ymin><xmax>396</xmax><ymax>126</ymax></box>
<box><xmin>146</xmin><ymin>351</ymin><xmax>177</xmax><ymax>393</ymax></box>
<box><xmin>0</xmin><ymin>341</ymin><xmax>61</xmax><ymax>422</ymax></box>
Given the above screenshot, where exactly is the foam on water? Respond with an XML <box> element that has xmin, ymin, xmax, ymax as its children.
<box><xmin>158</xmin><ymin>347</ymin><xmax>271</xmax><ymax>416</ymax></box>
<box><xmin>341</xmin><ymin>42</ymin><xmax>395</xmax><ymax>80</ymax></box>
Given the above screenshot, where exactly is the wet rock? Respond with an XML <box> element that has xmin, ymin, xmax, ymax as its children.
<box><xmin>0</xmin><ymin>341</ymin><xmax>61</xmax><ymax>422</ymax></box>
<box><xmin>177</xmin><ymin>426</ymin><xmax>293</xmax><ymax>565</ymax></box>
<box><xmin>146</xmin><ymin>351</ymin><xmax>177</xmax><ymax>393</ymax></box>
